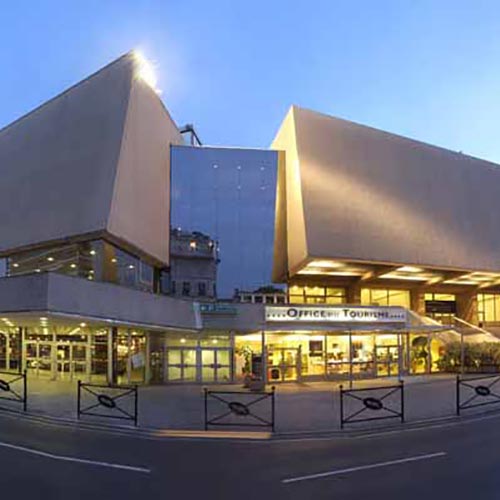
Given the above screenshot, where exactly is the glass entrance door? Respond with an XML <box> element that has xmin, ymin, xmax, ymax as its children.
<box><xmin>266</xmin><ymin>347</ymin><xmax>301</xmax><ymax>382</ymax></box>
<box><xmin>165</xmin><ymin>347</ymin><xmax>197</xmax><ymax>382</ymax></box>
<box><xmin>25</xmin><ymin>341</ymin><xmax>54</xmax><ymax>379</ymax></box>
<box><xmin>200</xmin><ymin>348</ymin><xmax>232</xmax><ymax>383</ymax></box>
<box><xmin>375</xmin><ymin>345</ymin><xmax>399</xmax><ymax>377</ymax></box>
<box><xmin>56</xmin><ymin>343</ymin><xmax>88</xmax><ymax>380</ymax></box>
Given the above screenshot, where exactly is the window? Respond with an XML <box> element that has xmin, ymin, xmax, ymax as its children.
<box><xmin>478</xmin><ymin>294</ymin><xmax>500</xmax><ymax>323</ymax></box>
<box><xmin>198</xmin><ymin>282</ymin><xmax>207</xmax><ymax>297</ymax></box>
<box><xmin>182</xmin><ymin>281</ymin><xmax>191</xmax><ymax>296</ymax></box>
<box><xmin>7</xmin><ymin>240</ymin><xmax>159</xmax><ymax>293</ymax></box>
<box><xmin>361</xmin><ymin>289</ymin><xmax>410</xmax><ymax>308</ymax></box>
<box><xmin>288</xmin><ymin>285</ymin><xmax>345</xmax><ymax>304</ymax></box>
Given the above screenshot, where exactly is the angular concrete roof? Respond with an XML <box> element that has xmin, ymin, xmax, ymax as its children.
<box><xmin>272</xmin><ymin>105</ymin><xmax>500</xmax><ymax>280</ymax></box>
<box><xmin>0</xmin><ymin>52</ymin><xmax>182</xmax><ymax>266</ymax></box>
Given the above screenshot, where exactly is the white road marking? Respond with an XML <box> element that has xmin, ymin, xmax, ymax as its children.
<box><xmin>282</xmin><ymin>451</ymin><xmax>447</xmax><ymax>484</ymax></box>
<box><xmin>0</xmin><ymin>441</ymin><xmax>151</xmax><ymax>473</ymax></box>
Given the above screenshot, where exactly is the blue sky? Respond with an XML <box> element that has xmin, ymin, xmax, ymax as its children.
<box><xmin>2</xmin><ymin>1</ymin><xmax>500</xmax><ymax>161</ymax></box>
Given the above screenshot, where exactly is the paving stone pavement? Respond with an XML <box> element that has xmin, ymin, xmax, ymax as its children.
<box><xmin>0</xmin><ymin>372</ymin><xmax>495</xmax><ymax>432</ymax></box>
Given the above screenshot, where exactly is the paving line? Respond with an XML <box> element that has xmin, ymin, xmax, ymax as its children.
<box><xmin>282</xmin><ymin>451</ymin><xmax>447</xmax><ymax>484</ymax></box>
<box><xmin>0</xmin><ymin>441</ymin><xmax>151</xmax><ymax>473</ymax></box>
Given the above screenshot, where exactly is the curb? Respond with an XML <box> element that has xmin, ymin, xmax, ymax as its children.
<box><xmin>2</xmin><ymin>404</ymin><xmax>500</xmax><ymax>442</ymax></box>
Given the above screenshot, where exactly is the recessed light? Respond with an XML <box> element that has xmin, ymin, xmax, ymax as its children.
<box><xmin>79</xmin><ymin>322</ymin><xmax>86</xmax><ymax>328</ymax></box>
<box><xmin>90</xmin><ymin>250</ymin><xmax>96</xmax><ymax>256</ymax></box>
<box><xmin>35</xmin><ymin>269</ymin><xmax>41</xmax><ymax>273</ymax></box>
<box><xmin>111</xmin><ymin>258</ymin><xmax>117</xmax><ymax>263</ymax></box>
<box><xmin>397</xmin><ymin>266</ymin><xmax>422</xmax><ymax>273</ymax></box>
<box><xmin>12</xmin><ymin>263</ymin><xmax>19</xmax><ymax>268</ymax></box>
<box><xmin>128</xmin><ymin>265</ymin><xmax>135</xmax><ymax>269</ymax></box>
<box><xmin>70</xmin><ymin>263</ymin><xmax>77</xmax><ymax>269</ymax></box>
<box><xmin>47</xmin><ymin>257</ymin><xmax>54</xmax><ymax>262</ymax></box>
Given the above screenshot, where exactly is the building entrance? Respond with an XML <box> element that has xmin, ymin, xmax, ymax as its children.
<box><xmin>266</xmin><ymin>346</ymin><xmax>301</xmax><ymax>382</ymax></box>
<box><xmin>165</xmin><ymin>346</ymin><xmax>233</xmax><ymax>383</ymax></box>
<box><xmin>200</xmin><ymin>347</ymin><xmax>232</xmax><ymax>383</ymax></box>
<box><xmin>24</xmin><ymin>340</ymin><xmax>90</xmax><ymax>381</ymax></box>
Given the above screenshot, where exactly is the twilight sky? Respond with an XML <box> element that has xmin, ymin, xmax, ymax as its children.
<box><xmin>1</xmin><ymin>1</ymin><xmax>500</xmax><ymax>161</ymax></box>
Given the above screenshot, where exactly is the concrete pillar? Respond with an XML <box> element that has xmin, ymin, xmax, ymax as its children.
<box><xmin>346</xmin><ymin>283</ymin><xmax>361</xmax><ymax>304</ymax></box>
<box><xmin>456</xmin><ymin>291</ymin><xmax>478</xmax><ymax>325</ymax></box>
<box><xmin>410</xmin><ymin>289</ymin><xmax>426</xmax><ymax>315</ymax></box>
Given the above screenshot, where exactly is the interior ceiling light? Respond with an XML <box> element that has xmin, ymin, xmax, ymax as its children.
<box><xmin>380</xmin><ymin>273</ymin><xmax>427</xmax><ymax>281</ymax></box>
<box><xmin>397</xmin><ymin>266</ymin><xmax>423</xmax><ymax>273</ymax></box>
<box><xmin>132</xmin><ymin>50</ymin><xmax>160</xmax><ymax>94</ymax></box>
<box><xmin>308</xmin><ymin>260</ymin><xmax>344</xmax><ymax>269</ymax></box>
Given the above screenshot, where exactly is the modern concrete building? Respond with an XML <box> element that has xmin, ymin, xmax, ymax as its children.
<box><xmin>1</xmin><ymin>53</ymin><xmax>500</xmax><ymax>386</ymax></box>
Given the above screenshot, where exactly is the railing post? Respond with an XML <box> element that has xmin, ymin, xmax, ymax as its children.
<box><xmin>77</xmin><ymin>380</ymin><xmax>81</xmax><ymax>420</ymax></box>
<box><xmin>271</xmin><ymin>386</ymin><xmax>276</xmax><ymax>433</ymax></box>
<box><xmin>400</xmin><ymin>380</ymin><xmax>405</xmax><ymax>423</ymax></box>
<box><xmin>204</xmin><ymin>388</ymin><xmax>208</xmax><ymax>431</ymax></box>
<box><xmin>456</xmin><ymin>375</ymin><xmax>461</xmax><ymax>415</ymax></box>
<box><xmin>339</xmin><ymin>384</ymin><xmax>344</xmax><ymax>429</ymax></box>
<box><xmin>23</xmin><ymin>370</ymin><xmax>27</xmax><ymax>412</ymax></box>
<box><xmin>134</xmin><ymin>385</ymin><xmax>138</xmax><ymax>427</ymax></box>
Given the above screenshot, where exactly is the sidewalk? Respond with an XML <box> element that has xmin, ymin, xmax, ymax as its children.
<box><xmin>0</xmin><ymin>373</ymin><xmax>471</xmax><ymax>432</ymax></box>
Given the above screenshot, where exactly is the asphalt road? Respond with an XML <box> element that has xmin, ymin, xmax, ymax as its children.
<box><xmin>1</xmin><ymin>411</ymin><xmax>500</xmax><ymax>499</ymax></box>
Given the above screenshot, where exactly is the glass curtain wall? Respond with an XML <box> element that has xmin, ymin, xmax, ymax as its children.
<box><xmin>115</xmin><ymin>329</ymin><xmax>147</xmax><ymax>384</ymax></box>
<box><xmin>288</xmin><ymin>286</ymin><xmax>346</xmax><ymax>304</ymax></box>
<box><xmin>0</xmin><ymin>327</ymin><xmax>21</xmax><ymax>371</ymax></box>
<box><xmin>7</xmin><ymin>240</ymin><xmax>157</xmax><ymax>293</ymax></box>
<box><xmin>361</xmin><ymin>289</ymin><xmax>410</xmax><ymax>308</ymax></box>
<box><xmin>478</xmin><ymin>293</ymin><xmax>500</xmax><ymax>324</ymax></box>
<box><xmin>23</xmin><ymin>325</ymin><xmax>109</xmax><ymax>382</ymax></box>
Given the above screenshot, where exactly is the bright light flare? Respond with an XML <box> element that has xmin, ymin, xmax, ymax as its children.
<box><xmin>132</xmin><ymin>50</ymin><xmax>160</xmax><ymax>94</ymax></box>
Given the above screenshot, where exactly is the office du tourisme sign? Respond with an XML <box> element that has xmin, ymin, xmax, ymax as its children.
<box><xmin>265</xmin><ymin>305</ymin><xmax>407</xmax><ymax>323</ymax></box>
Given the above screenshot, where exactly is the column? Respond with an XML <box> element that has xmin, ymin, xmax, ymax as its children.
<box><xmin>145</xmin><ymin>333</ymin><xmax>151</xmax><ymax>384</ymax></box>
<box><xmin>456</xmin><ymin>291</ymin><xmax>478</xmax><ymax>325</ymax></box>
<box><xmin>107</xmin><ymin>327</ymin><xmax>117</xmax><ymax>384</ymax></box>
<box><xmin>410</xmin><ymin>289</ymin><xmax>426</xmax><ymax>315</ymax></box>
<box><xmin>346</xmin><ymin>283</ymin><xmax>361</xmax><ymax>304</ymax></box>
<box><xmin>20</xmin><ymin>327</ymin><xmax>25</xmax><ymax>372</ymax></box>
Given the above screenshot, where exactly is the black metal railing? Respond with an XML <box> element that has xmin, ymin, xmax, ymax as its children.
<box><xmin>0</xmin><ymin>370</ymin><xmax>27</xmax><ymax>412</ymax></box>
<box><xmin>340</xmin><ymin>381</ymin><xmax>404</xmax><ymax>429</ymax></box>
<box><xmin>456</xmin><ymin>374</ymin><xmax>500</xmax><ymax>415</ymax></box>
<box><xmin>77</xmin><ymin>381</ymin><xmax>138</xmax><ymax>426</ymax></box>
<box><xmin>204</xmin><ymin>387</ymin><xmax>275</xmax><ymax>432</ymax></box>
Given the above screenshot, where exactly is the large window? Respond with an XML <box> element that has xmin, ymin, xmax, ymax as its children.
<box><xmin>361</xmin><ymin>289</ymin><xmax>410</xmax><ymax>308</ymax></box>
<box><xmin>7</xmin><ymin>240</ymin><xmax>158</xmax><ymax>293</ymax></box>
<box><xmin>478</xmin><ymin>294</ymin><xmax>500</xmax><ymax>323</ymax></box>
<box><xmin>288</xmin><ymin>285</ymin><xmax>346</xmax><ymax>304</ymax></box>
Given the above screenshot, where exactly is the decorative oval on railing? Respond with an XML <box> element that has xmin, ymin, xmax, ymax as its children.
<box><xmin>475</xmin><ymin>385</ymin><xmax>491</xmax><ymax>397</ymax></box>
<box><xmin>0</xmin><ymin>380</ymin><xmax>10</xmax><ymax>392</ymax></box>
<box><xmin>228</xmin><ymin>401</ymin><xmax>250</xmax><ymax>416</ymax></box>
<box><xmin>97</xmin><ymin>394</ymin><xmax>116</xmax><ymax>409</ymax></box>
<box><xmin>363</xmin><ymin>397</ymin><xmax>383</xmax><ymax>411</ymax></box>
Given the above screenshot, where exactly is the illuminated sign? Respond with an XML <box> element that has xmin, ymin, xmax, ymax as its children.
<box><xmin>265</xmin><ymin>306</ymin><xmax>407</xmax><ymax>323</ymax></box>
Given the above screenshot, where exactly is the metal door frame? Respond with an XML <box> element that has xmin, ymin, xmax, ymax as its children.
<box><xmin>375</xmin><ymin>345</ymin><xmax>400</xmax><ymax>377</ymax></box>
<box><xmin>199</xmin><ymin>347</ymin><xmax>233</xmax><ymax>384</ymax></box>
<box><xmin>24</xmin><ymin>339</ymin><xmax>90</xmax><ymax>381</ymax></box>
<box><xmin>164</xmin><ymin>346</ymin><xmax>198</xmax><ymax>383</ymax></box>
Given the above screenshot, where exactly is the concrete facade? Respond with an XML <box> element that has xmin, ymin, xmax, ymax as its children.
<box><xmin>0</xmin><ymin>51</ymin><xmax>182</xmax><ymax>267</ymax></box>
